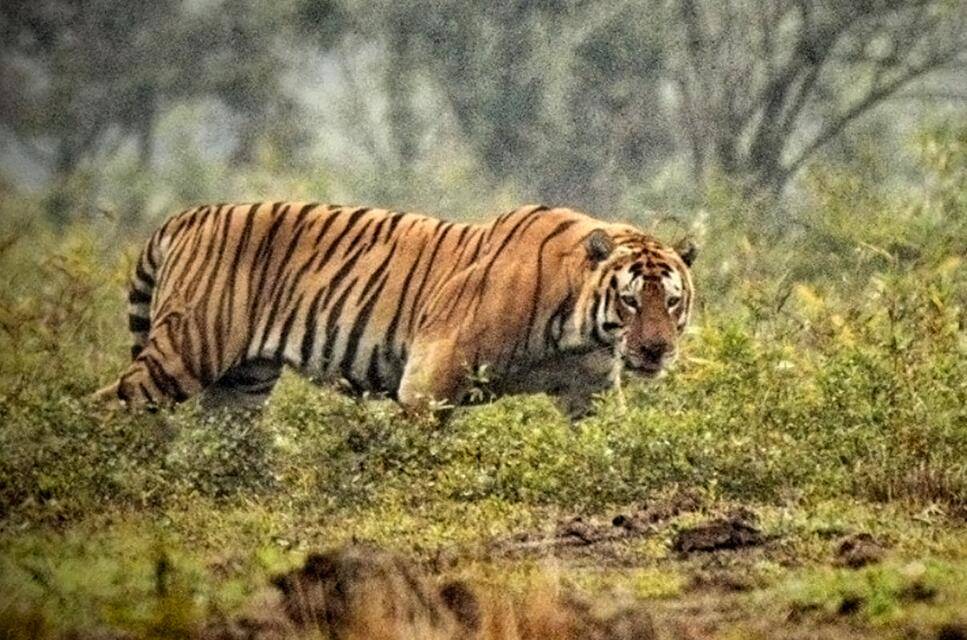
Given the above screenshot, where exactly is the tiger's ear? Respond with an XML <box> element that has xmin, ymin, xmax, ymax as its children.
<box><xmin>675</xmin><ymin>238</ymin><xmax>698</xmax><ymax>267</ymax></box>
<box><xmin>585</xmin><ymin>229</ymin><xmax>615</xmax><ymax>264</ymax></box>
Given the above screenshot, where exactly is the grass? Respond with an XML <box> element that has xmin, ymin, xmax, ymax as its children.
<box><xmin>0</xmin><ymin>124</ymin><xmax>965</xmax><ymax>638</ymax></box>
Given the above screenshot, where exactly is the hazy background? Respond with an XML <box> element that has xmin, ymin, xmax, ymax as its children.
<box><xmin>1</xmin><ymin>0</ymin><xmax>964</xmax><ymax>229</ymax></box>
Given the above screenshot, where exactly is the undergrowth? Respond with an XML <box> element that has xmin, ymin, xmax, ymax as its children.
<box><xmin>0</xmin><ymin>125</ymin><xmax>964</xmax><ymax>637</ymax></box>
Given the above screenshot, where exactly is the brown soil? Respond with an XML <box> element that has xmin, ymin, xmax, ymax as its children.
<box><xmin>937</xmin><ymin>623</ymin><xmax>967</xmax><ymax>640</ymax></box>
<box><xmin>833</xmin><ymin>532</ymin><xmax>886</xmax><ymax>569</ymax></box>
<box><xmin>488</xmin><ymin>490</ymin><xmax>703</xmax><ymax>564</ymax></box>
<box><xmin>671</xmin><ymin>510</ymin><xmax>765</xmax><ymax>554</ymax></box>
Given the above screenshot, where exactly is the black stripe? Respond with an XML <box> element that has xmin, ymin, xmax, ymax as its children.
<box><xmin>384</xmin><ymin>212</ymin><xmax>406</xmax><ymax>239</ymax></box>
<box><xmin>272</xmin><ymin>292</ymin><xmax>306</xmax><ymax>362</ymax></box>
<box><xmin>544</xmin><ymin>291</ymin><xmax>574</xmax><ymax>350</ymax></box>
<box><xmin>406</xmin><ymin>222</ymin><xmax>454</xmax><ymax>333</ymax></box>
<box><xmin>198</xmin><ymin>205</ymin><xmax>236</xmax><ymax>371</ymax></box>
<box><xmin>384</xmin><ymin>238</ymin><xmax>428</xmax><ymax>360</ymax></box>
<box><xmin>484</xmin><ymin>210</ymin><xmax>514</xmax><ymax>244</ymax></box>
<box><xmin>366</xmin><ymin>348</ymin><xmax>382</xmax><ymax>390</ymax></box>
<box><xmin>254</xmin><ymin>208</ymin><xmax>318</xmax><ymax>354</ymax></box>
<box><xmin>371</xmin><ymin>215</ymin><xmax>388</xmax><ymax>242</ymax></box>
<box><xmin>341</xmin><ymin>219</ymin><xmax>374</xmax><ymax>258</ymax></box>
<box><xmin>340</xmin><ymin>241</ymin><xmax>397</xmax><ymax>368</ymax></box>
<box><xmin>183</xmin><ymin>205</ymin><xmax>226</xmax><ymax>301</ymax></box>
<box><xmin>462</xmin><ymin>209</ymin><xmax>544</xmax><ymax>320</ymax></box>
<box><xmin>128</xmin><ymin>288</ymin><xmax>152</xmax><ymax>304</ymax></box>
<box><xmin>247</xmin><ymin>204</ymin><xmax>293</xmax><ymax>327</ymax></box>
<box><xmin>255</xmin><ymin>271</ymin><xmax>297</xmax><ymax>356</ymax></box>
<box><xmin>299</xmin><ymin>287</ymin><xmax>328</xmax><ymax>367</ymax></box>
<box><xmin>429</xmin><ymin>224</ymin><xmax>476</xmax><ymax>296</ymax></box>
<box><xmin>465</xmin><ymin>228</ymin><xmax>487</xmax><ymax>263</ymax></box>
<box><xmin>144</xmin><ymin>238</ymin><xmax>158</xmax><ymax>270</ymax></box>
<box><xmin>135</xmin><ymin>382</ymin><xmax>151</xmax><ymax>403</ymax></box>
<box><xmin>161</xmin><ymin>206</ymin><xmax>209</xmax><ymax>277</ymax></box>
<box><xmin>522</xmin><ymin>220</ymin><xmax>577</xmax><ymax>349</ymax></box>
<box><xmin>179</xmin><ymin>319</ymin><xmax>204</xmax><ymax>383</ymax></box>
<box><xmin>266</xmin><ymin>203</ymin><xmax>316</xmax><ymax>301</ymax></box>
<box><xmin>129</xmin><ymin>315</ymin><xmax>150</xmax><ymax>332</ymax></box>
<box><xmin>358</xmin><ymin>240</ymin><xmax>398</xmax><ymax>301</ymax></box>
<box><xmin>220</xmin><ymin>204</ymin><xmax>259</xmax><ymax>361</ymax></box>
<box><xmin>250</xmin><ymin>203</ymin><xmax>288</xmax><ymax>267</ymax></box>
<box><xmin>320</xmin><ymin>278</ymin><xmax>358</xmax><ymax>368</ymax></box>
<box><xmin>275</xmin><ymin>236</ymin><xmax>324</xmax><ymax>317</ymax></box>
<box><xmin>320</xmin><ymin>207</ymin><xmax>369</xmax><ymax>265</ymax></box>
<box><xmin>440</xmin><ymin>269</ymin><xmax>477</xmax><ymax>324</ymax></box>
<box><xmin>318</xmin><ymin>243</ymin><xmax>369</xmax><ymax>312</ymax></box>
<box><xmin>339</xmin><ymin>273</ymin><xmax>389</xmax><ymax>384</ymax></box>
<box><xmin>135</xmin><ymin>262</ymin><xmax>155</xmax><ymax>288</ymax></box>
<box><xmin>477</xmin><ymin>209</ymin><xmax>544</xmax><ymax>290</ymax></box>
<box><xmin>314</xmin><ymin>207</ymin><xmax>343</xmax><ymax>245</ymax></box>
<box><xmin>142</xmin><ymin>355</ymin><xmax>188</xmax><ymax>402</ymax></box>
<box><xmin>589</xmin><ymin>291</ymin><xmax>610</xmax><ymax>346</ymax></box>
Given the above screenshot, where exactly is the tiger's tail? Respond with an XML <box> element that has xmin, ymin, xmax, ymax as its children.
<box><xmin>126</xmin><ymin>228</ymin><xmax>166</xmax><ymax>361</ymax></box>
<box><xmin>92</xmin><ymin>224</ymin><xmax>172</xmax><ymax>403</ymax></box>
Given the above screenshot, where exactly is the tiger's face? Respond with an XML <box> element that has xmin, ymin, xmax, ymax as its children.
<box><xmin>580</xmin><ymin>229</ymin><xmax>696</xmax><ymax>378</ymax></box>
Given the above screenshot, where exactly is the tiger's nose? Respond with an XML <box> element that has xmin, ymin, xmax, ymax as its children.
<box><xmin>639</xmin><ymin>341</ymin><xmax>670</xmax><ymax>363</ymax></box>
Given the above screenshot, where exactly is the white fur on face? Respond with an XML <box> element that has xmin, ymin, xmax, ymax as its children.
<box><xmin>661</xmin><ymin>269</ymin><xmax>683</xmax><ymax>299</ymax></box>
<box><xmin>660</xmin><ymin>269</ymin><xmax>689</xmax><ymax>329</ymax></box>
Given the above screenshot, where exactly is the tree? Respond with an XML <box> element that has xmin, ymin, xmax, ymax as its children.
<box><xmin>340</xmin><ymin>0</ymin><xmax>676</xmax><ymax>209</ymax></box>
<box><xmin>0</xmin><ymin>0</ymin><xmax>312</xmax><ymax>222</ymax></box>
<box><xmin>664</xmin><ymin>0</ymin><xmax>967</xmax><ymax>194</ymax></box>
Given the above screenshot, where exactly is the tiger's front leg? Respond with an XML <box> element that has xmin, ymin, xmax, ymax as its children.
<box><xmin>396</xmin><ymin>337</ymin><xmax>469</xmax><ymax>414</ymax></box>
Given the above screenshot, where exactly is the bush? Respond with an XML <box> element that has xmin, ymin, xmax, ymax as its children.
<box><xmin>0</xmin><ymin>126</ymin><xmax>964</xmax><ymax>529</ymax></box>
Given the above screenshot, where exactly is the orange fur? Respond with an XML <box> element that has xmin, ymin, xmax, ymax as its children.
<box><xmin>98</xmin><ymin>203</ymin><xmax>695</xmax><ymax>412</ymax></box>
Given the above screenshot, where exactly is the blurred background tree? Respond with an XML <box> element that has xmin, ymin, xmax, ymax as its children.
<box><xmin>666</xmin><ymin>0</ymin><xmax>967</xmax><ymax>195</ymax></box>
<box><xmin>0</xmin><ymin>0</ymin><xmax>964</xmax><ymax>225</ymax></box>
<box><xmin>0</xmin><ymin>0</ymin><xmax>316</xmax><ymax>222</ymax></box>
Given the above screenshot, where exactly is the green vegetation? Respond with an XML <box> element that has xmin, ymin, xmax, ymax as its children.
<box><xmin>0</xmin><ymin>125</ymin><xmax>965</xmax><ymax>638</ymax></box>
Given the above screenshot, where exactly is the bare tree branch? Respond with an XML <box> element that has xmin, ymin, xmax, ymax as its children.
<box><xmin>664</xmin><ymin>0</ymin><xmax>965</xmax><ymax>194</ymax></box>
<box><xmin>783</xmin><ymin>50</ymin><xmax>964</xmax><ymax>181</ymax></box>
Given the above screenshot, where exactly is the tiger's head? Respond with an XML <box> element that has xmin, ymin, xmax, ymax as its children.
<box><xmin>575</xmin><ymin>227</ymin><xmax>697</xmax><ymax>377</ymax></box>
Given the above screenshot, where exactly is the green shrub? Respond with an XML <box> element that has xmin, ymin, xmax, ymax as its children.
<box><xmin>0</xmin><ymin>125</ymin><xmax>964</xmax><ymax>529</ymax></box>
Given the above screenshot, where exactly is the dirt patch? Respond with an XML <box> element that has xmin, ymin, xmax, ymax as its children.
<box><xmin>834</xmin><ymin>533</ymin><xmax>885</xmax><ymax>569</ymax></box>
<box><xmin>836</xmin><ymin>593</ymin><xmax>864</xmax><ymax>615</ymax></box>
<box><xmin>937</xmin><ymin>623</ymin><xmax>967</xmax><ymax>640</ymax></box>
<box><xmin>687</xmin><ymin>570</ymin><xmax>757</xmax><ymax>593</ymax></box>
<box><xmin>491</xmin><ymin>491</ymin><xmax>701</xmax><ymax>559</ymax></box>
<box><xmin>672</xmin><ymin>510</ymin><xmax>764</xmax><ymax>553</ymax></box>
<box><xmin>612</xmin><ymin>490</ymin><xmax>702</xmax><ymax>533</ymax></box>
<box><xmin>901</xmin><ymin>580</ymin><xmax>937</xmax><ymax>603</ymax></box>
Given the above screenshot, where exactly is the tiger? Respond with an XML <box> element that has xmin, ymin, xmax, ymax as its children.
<box><xmin>94</xmin><ymin>202</ymin><xmax>696</xmax><ymax>416</ymax></box>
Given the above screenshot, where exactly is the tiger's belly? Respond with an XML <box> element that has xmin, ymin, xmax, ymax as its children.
<box><xmin>288</xmin><ymin>343</ymin><xmax>407</xmax><ymax>398</ymax></box>
<box><xmin>494</xmin><ymin>349</ymin><xmax>618</xmax><ymax>403</ymax></box>
<box><xmin>282</xmin><ymin>345</ymin><xmax>616</xmax><ymax>407</ymax></box>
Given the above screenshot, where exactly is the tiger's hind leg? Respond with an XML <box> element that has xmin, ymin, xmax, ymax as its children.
<box><xmin>199</xmin><ymin>360</ymin><xmax>282</xmax><ymax>412</ymax></box>
<box><xmin>112</xmin><ymin>310</ymin><xmax>209</xmax><ymax>408</ymax></box>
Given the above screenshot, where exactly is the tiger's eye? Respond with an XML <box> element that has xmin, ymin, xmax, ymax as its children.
<box><xmin>621</xmin><ymin>295</ymin><xmax>639</xmax><ymax>310</ymax></box>
<box><xmin>667</xmin><ymin>296</ymin><xmax>681</xmax><ymax>308</ymax></box>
